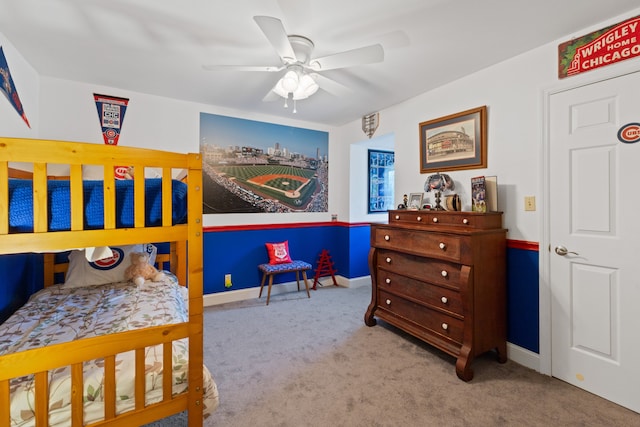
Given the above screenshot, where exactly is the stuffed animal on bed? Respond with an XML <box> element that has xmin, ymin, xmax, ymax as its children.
<box><xmin>124</xmin><ymin>251</ymin><xmax>165</xmax><ymax>286</ymax></box>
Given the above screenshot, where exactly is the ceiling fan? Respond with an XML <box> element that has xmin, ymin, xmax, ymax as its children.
<box><xmin>204</xmin><ymin>16</ymin><xmax>384</xmax><ymax>112</ymax></box>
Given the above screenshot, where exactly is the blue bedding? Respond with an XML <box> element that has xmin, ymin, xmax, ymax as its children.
<box><xmin>8</xmin><ymin>178</ymin><xmax>188</xmax><ymax>232</ymax></box>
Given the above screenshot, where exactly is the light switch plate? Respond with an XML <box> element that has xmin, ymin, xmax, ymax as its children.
<box><xmin>524</xmin><ymin>196</ymin><xmax>536</xmax><ymax>211</ymax></box>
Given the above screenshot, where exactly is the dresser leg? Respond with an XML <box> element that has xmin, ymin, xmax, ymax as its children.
<box><xmin>456</xmin><ymin>346</ymin><xmax>474</xmax><ymax>381</ymax></box>
<box><xmin>496</xmin><ymin>342</ymin><xmax>507</xmax><ymax>363</ymax></box>
<box><xmin>365</xmin><ymin>247</ymin><xmax>378</xmax><ymax>327</ymax></box>
<box><xmin>364</xmin><ymin>304</ymin><xmax>377</xmax><ymax>326</ymax></box>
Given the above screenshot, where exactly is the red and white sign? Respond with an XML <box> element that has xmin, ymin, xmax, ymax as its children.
<box><xmin>558</xmin><ymin>16</ymin><xmax>640</xmax><ymax>78</ymax></box>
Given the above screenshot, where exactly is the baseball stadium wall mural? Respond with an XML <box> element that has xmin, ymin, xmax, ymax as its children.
<box><xmin>200</xmin><ymin>113</ymin><xmax>329</xmax><ymax>214</ymax></box>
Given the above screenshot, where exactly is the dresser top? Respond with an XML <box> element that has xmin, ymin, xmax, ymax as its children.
<box><xmin>381</xmin><ymin>209</ymin><xmax>505</xmax><ymax>232</ymax></box>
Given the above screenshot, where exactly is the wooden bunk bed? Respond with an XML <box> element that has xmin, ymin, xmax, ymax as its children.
<box><xmin>0</xmin><ymin>137</ymin><xmax>217</xmax><ymax>426</ymax></box>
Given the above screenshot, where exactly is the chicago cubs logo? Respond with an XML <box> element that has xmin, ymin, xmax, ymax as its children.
<box><xmin>617</xmin><ymin>123</ymin><xmax>640</xmax><ymax>143</ymax></box>
<box><xmin>114</xmin><ymin>165</ymin><xmax>129</xmax><ymax>179</ymax></box>
<box><xmin>89</xmin><ymin>247</ymin><xmax>125</xmax><ymax>270</ymax></box>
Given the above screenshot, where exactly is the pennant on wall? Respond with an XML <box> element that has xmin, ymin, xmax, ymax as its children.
<box><xmin>0</xmin><ymin>46</ymin><xmax>30</xmax><ymax>128</ymax></box>
<box><xmin>93</xmin><ymin>93</ymin><xmax>129</xmax><ymax>145</ymax></box>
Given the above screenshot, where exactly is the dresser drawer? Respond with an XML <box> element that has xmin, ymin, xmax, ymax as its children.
<box><xmin>378</xmin><ymin>289</ymin><xmax>464</xmax><ymax>344</ymax></box>
<box><xmin>376</xmin><ymin>269</ymin><xmax>463</xmax><ymax>315</ymax></box>
<box><xmin>389</xmin><ymin>210</ymin><xmax>503</xmax><ymax>229</ymax></box>
<box><xmin>376</xmin><ymin>249</ymin><xmax>464</xmax><ymax>289</ymax></box>
<box><xmin>373</xmin><ymin>227</ymin><xmax>462</xmax><ymax>263</ymax></box>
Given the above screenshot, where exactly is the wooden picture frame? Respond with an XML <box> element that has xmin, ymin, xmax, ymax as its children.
<box><xmin>408</xmin><ymin>192</ymin><xmax>423</xmax><ymax>210</ymax></box>
<box><xmin>419</xmin><ymin>106</ymin><xmax>487</xmax><ymax>173</ymax></box>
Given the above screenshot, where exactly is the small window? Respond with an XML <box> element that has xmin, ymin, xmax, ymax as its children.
<box><xmin>368</xmin><ymin>150</ymin><xmax>395</xmax><ymax>214</ymax></box>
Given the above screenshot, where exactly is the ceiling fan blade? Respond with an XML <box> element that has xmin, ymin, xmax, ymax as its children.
<box><xmin>254</xmin><ymin>16</ymin><xmax>297</xmax><ymax>63</ymax></box>
<box><xmin>263</xmin><ymin>89</ymin><xmax>283</xmax><ymax>102</ymax></box>
<box><xmin>312</xmin><ymin>73</ymin><xmax>352</xmax><ymax>97</ymax></box>
<box><xmin>202</xmin><ymin>64</ymin><xmax>283</xmax><ymax>72</ymax></box>
<box><xmin>310</xmin><ymin>44</ymin><xmax>384</xmax><ymax>71</ymax></box>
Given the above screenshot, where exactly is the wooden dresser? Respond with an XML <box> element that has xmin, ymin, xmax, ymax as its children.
<box><xmin>364</xmin><ymin>210</ymin><xmax>507</xmax><ymax>381</ymax></box>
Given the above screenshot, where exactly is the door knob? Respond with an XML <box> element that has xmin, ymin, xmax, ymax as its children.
<box><xmin>555</xmin><ymin>245</ymin><xmax>579</xmax><ymax>256</ymax></box>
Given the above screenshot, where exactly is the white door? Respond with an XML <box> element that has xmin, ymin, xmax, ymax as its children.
<box><xmin>549</xmin><ymin>70</ymin><xmax>640</xmax><ymax>413</ymax></box>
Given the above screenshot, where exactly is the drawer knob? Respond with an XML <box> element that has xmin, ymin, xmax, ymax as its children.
<box><xmin>416</xmin><ymin>216</ymin><xmax>422</xmax><ymax>222</ymax></box>
<box><xmin>432</xmin><ymin>217</ymin><xmax>439</xmax><ymax>223</ymax></box>
<box><xmin>385</xmin><ymin>278</ymin><xmax>391</xmax><ymax>284</ymax></box>
<box><xmin>462</xmin><ymin>218</ymin><xmax>469</xmax><ymax>224</ymax></box>
<box><xmin>441</xmin><ymin>323</ymin><xmax>449</xmax><ymax>330</ymax></box>
<box><xmin>395</xmin><ymin>215</ymin><xmax>400</xmax><ymax>220</ymax></box>
<box><xmin>441</xmin><ymin>296</ymin><xmax>448</xmax><ymax>304</ymax></box>
<box><xmin>386</xmin><ymin>299</ymin><xmax>391</xmax><ymax>305</ymax></box>
<box><xmin>439</xmin><ymin>242</ymin><xmax>446</xmax><ymax>250</ymax></box>
<box><xmin>441</xmin><ymin>270</ymin><xmax>448</xmax><ymax>277</ymax></box>
<box><xmin>384</xmin><ymin>235</ymin><xmax>390</xmax><ymax>241</ymax></box>
<box><xmin>386</xmin><ymin>257</ymin><xmax>392</xmax><ymax>263</ymax></box>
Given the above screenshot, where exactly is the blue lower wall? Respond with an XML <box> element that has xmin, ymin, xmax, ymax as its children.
<box><xmin>0</xmin><ymin>253</ymin><xmax>43</xmax><ymax>323</ymax></box>
<box><xmin>202</xmin><ymin>222</ymin><xmax>371</xmax><ymax>294</ymax></box>
<box><xmin>0</xmin><ymin>223</ymin><xmax>539</xmax><ymax>354</ymax></box>
<box><xmin>506</xmin><ymin>246</ymin><xmax>539</xmax><ymax>353</ymax></box>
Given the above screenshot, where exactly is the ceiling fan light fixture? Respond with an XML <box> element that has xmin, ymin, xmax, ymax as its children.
<box><xmin>273</xmin><ymin>78</ymin><xmax>290</xmax><ymax>98</ymax></box>
<box><xmin>281</xmin><ymin>69</ymin><xmax>299</xmax><ymax>92</ymax></box>
<box><xmin>293</xmin><ymin>73</ymin><xmax>319</xmax><ymax>100</ymax></box>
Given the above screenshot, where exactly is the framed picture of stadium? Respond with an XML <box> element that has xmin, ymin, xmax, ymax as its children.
<box><xmin>199</xmin><ymin>113</ymin><xmax>329</xmax><ymax>214</ymax></box>
<box><xmin>368</xmin><ymin>149</ymin><xmax>395</xmax><ymax>214</ymax></box>
<box><xmin>419</xmin><ymin>106</ymin><xmax>487</xmax><ymax>173</ymax></box>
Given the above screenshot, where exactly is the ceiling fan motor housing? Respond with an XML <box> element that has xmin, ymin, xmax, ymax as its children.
<box><xmin>287</xmin><ymin>35</ymin><xmax>314</xmax><ymax>64</ymax></box>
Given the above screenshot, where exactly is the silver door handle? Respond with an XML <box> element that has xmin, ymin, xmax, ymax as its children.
<box><xmin>555</xmin><ymin>245</ymin><xmax>579</xmax><ymax>256</ymax></box>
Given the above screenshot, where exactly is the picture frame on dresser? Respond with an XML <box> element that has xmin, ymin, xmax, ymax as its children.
<box><xmin>408</xmin><ymin>193</ymin><xmax>423</xmax><ymax>210</ymax></box>
<box><xmin>419</xmin><ymin>106</ymin><xmax>487</xmax><ymax>173</ymax></box>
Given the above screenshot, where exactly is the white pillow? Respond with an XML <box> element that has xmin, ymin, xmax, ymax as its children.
<box><xmin>63</xmin><ymin>244</ymin><xmax>157</xmax><ymax>288</ymax></box>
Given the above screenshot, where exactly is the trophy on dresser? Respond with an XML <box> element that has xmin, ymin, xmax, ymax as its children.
<box><xmin>425</xmin><ymin>173</ymin><xmax>455</xmax><ymax>210</ymax></box>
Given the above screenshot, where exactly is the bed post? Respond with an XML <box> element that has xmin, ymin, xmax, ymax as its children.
<box><xmin>187</xmin><ymin>152</ymin><xmax>204</xmax><ymax>426</ymax></box>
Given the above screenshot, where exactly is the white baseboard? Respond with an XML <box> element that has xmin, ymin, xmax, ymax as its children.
<box><xmin>343</xmin><ymin>275</ymin><xmax>372</xmax><ymax>288</ymax></box>
<box><xmin>203</xmin><ymin>274</ymin><xmax>368</xmax><ymax>306</ymax></box>
<box><xmin>507</xmin><ymin>342</ymin><xmax>541</xmax><ymax>373</ymax></box>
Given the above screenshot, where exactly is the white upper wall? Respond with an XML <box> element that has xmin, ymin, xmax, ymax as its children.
<box><xmin>39</xmin><ymin>77</ymin><xmax>338</xmax><ymax>227</ymax></box>
<box><xmin>337</xmin><ymin>8</ymin><xmax>640</xmax><ymax>241</ymax></box>
<box><xmin>3</xmin><ymin>7</ymin><xmax>640</xmax><ymax>234</ymax></box>
<box><xmin>0</xmin><ymin>70</ymin><xmax>338</xmax><ymax>226</ymax></box>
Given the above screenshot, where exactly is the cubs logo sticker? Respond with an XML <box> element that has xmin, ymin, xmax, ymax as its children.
<box><xmin>618</xmin><ymin>123</ymin><xmax>640</xmax><ymax>144</ymax></box>
<box><xmin>89</xmin><ymin>247</ymin><xmax>125</xmax><ymax>271</ymax></box>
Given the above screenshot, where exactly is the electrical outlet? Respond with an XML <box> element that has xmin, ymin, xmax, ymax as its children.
<box><xmin>524</xmin><ymin>196</ymin><xmax>536</xmax><ymax>211</ymax></box>
<box><xmin>224</xmin><ymin>273</ymin><xmax>232</xmax><ymax>288</ymax></box>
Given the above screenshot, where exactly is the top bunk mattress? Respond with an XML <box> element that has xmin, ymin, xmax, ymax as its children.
<box><xmin>7</xmin><ymin>178</ymin><xmax>188</xmax><ymax>232</ymax></box>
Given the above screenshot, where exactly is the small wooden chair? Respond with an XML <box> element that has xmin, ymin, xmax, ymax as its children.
<box><xmin>258</xmin><ymin>260</ymin><xmax>312</xmax><ymax>305</ymax></box>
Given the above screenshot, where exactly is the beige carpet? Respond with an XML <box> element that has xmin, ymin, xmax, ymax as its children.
<box><xmin>151</xmin><ymin>284</ymin><xmax>639</xmax><ymax>426</ymax></box>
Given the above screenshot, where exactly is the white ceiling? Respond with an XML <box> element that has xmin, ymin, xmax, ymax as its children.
<box><xmin>1</xmin><ymin>0</ymin><xmax>638</xmax><ymax>126</ymax></box>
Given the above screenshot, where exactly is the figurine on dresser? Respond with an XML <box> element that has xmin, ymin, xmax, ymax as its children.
<box><xmin>424</xmin><ymin>173</ymin><xmax>455</xmax><ymax>210</ymax></box>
